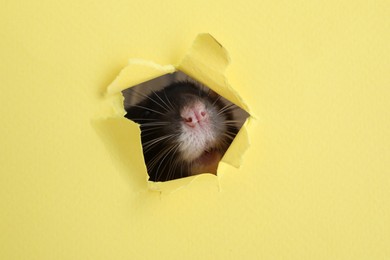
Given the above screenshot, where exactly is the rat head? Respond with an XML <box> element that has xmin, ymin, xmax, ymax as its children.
<box><xmin>125</xmin><ymin>81</ymin><xmax>238</xmax><ymax>181</ymax></box>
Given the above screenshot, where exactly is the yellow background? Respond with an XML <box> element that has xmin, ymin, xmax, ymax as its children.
<box><xmin>1</xmin><ymin>0</ymin><xmax>389</xmax><ymax>259</ymax></box>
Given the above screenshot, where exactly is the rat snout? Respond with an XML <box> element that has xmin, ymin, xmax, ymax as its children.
<box><xmin>181</xmin><ymin>101</ymin><xmax>208</xmax><ymax>128</ymax></box>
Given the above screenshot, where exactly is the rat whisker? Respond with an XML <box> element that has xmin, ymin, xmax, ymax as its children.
<box><xmin>142</xmin><ymin>134</ymin><xmax>177</xmax><ymax>152</ymax></box>
<box><xmin>163</xmin><ymin>90</ymin><xmax>175</xmax><ymax>111</ymax></box>
<box><xmin>141</xmin><ymin>122</ymin><xmax>169</xmax><ymax>129</ymax></box>
<box><xmin>131</xmin><ymin>105</ymin><xmax>166</xmax><ymax>116</ymax></box>
<box><xmin>166</xmin><ymin>152</ymin><xmax>182</xmax><ymax>181</ymax></box>
<box><xmin>143</xmin><ymin>137</ymin><xmax>177</xmax><ymax>154</ymax></box>
<box><xmin>147</xmin><ymin>143</ymin><xmax>178</xmax><ymax>174</ymax></box>
<box><xmin>127</xmin><ymin>118</ymin><xmax>153</xmax><ymax>122</ymax></box>
<box><xmin>224</xmin><ymin>120</ymin><xmax>243</xmax><ymax>124</ymax></box>
<box><xmin>148</xmin><ymin>87</ymin><xmax>173</xmax><ymax>112</ymax></box>
<box><xmin>221</xmin><ymin>133</ymin><xmax>236</xmax><ymax>141</ymax></box>
<box><xmin>140</xmin><ymin>126</ymin><xmax>165</xmax><ymax>132</ymax></box>
<box><xmin>141</xmin><ymin>122</ymin><xmax>171</xmax><ymax>127</ymax></box>
<box><xmin>217</xmin><ymin>103</ymin><xmax>237</xmax><ymax>115</ymax></box>
<box><xmin>211</xmin><ymin>95</ymin><xmax>222</xmax><ymax>107</ymax></box>
<box><xmin>141</xmin><ymin>130</ymin><xmax>166</xmax><ymax>138</ymax></box>
<box><xmin>129</xmin><ymin>88</ymin><xmax>171</xmax><ymax>112</ymax></box>
<box><xmin>155</xmin><ymin>144</ymin><xmax>180</xmax><ymax>181</ymax></box>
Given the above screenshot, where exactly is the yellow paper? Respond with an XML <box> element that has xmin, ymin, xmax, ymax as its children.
<box><xmin>1</xmin><ymin>1</ymin><xmax>389</xmax><ymax>259</ymax></box>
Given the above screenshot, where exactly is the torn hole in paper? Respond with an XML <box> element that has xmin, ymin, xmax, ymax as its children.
<box><xmin>98</xmin><ymin>33</ymin><xmax>253</xmax><ymax>192</ymax></box>
<box><xmin>122</xmin><ymin>71</ymin><xmax>249</xmax><ymax>182</ymax></box>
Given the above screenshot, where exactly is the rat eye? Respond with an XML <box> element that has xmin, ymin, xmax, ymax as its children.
<box><xmin>143</xmin><ymin>110</ymin><xmax>151</xmax><ymax>118</ymax></box>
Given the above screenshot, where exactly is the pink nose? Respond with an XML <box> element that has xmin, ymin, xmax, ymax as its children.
<box><xmin>181</xmin><ymin>103</ymin><xmax>208</xmax><ymax>127</ymax></box>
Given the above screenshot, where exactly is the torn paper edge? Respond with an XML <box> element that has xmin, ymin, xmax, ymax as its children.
<box><xmin>99</xmin><ymin>33</ymin><xmax>254</xmax><ymax>193</ymax></box>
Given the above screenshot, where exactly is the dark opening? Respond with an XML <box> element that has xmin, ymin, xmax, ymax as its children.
<box><xmin>122</xmin><ymin>71</ymin><xmax>249</xmax><ymax>182</ymax></box>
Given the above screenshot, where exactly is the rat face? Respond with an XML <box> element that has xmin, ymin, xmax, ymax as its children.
<box><xmin>176</xmin><ymin>94</ymin><xmax>226</xmax><ymax>162</ymax></box>
<box><xmin>125</xmin><ymin>81</ymin><xmax>238</xmax><ymax>181</ymax></box>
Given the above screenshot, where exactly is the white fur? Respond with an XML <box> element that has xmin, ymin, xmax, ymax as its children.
<box><xmin>178</xmin><ymin>121</ymin><xmax>217</xmax><ymax>162</ymax></box>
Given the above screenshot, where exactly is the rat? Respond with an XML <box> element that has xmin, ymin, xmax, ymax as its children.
<box><xmin>124</xmin><ymin>81</ymin><xmax>239</xmax><ymax>182</ymax></box>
